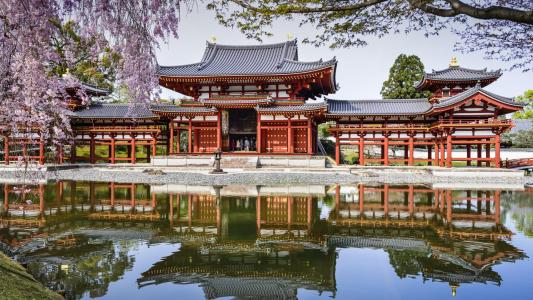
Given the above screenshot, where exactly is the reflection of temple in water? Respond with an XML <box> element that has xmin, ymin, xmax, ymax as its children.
<box><xmin>0</xmin><ymin>181</ymin><xmax>527</xmax><ymax>298</ymax></box>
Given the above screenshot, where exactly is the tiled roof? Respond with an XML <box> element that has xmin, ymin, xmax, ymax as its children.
<box><xmin>72</xmin><ymin>104</ymin><xmax>157</xmax><ymax>119</ymax></box>
<box><xmin>415</xmin><ymin>66</ymin><xmax>501</xmax><ymax>89</ymax></box>
<box><xmin>255</xmin><ymin>102</ymin><xmax>326</xmax><ymax>113</ymax></box>
<box><xmin>326</xmin><ymin>98</ymin><xmax>432</xmax><ymax>116</ymax></box>
<box><xmin>81</xmin><ymin>83</ymin><xmax>111</xmax><ymax>96</ymax></box>
<box><xmin>158</xmin><ymin>40</ymin><xmax>336</xmax><ymax>77</ymax></box>
<box><xmin>434</xmin><ymin>85</ymin><xmax>523</xmax><ymax>108</ymax></box>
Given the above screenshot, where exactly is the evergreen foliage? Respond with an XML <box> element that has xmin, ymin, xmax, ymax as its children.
<box><xmin>380</xmin><ymin>54</ymin><xmax>430</xmax><ymax>99</ymax></box>
<box><xmin>513</xmin><ymin>90</ymin><xmax>533</xmax><ymax>119</ymax></box>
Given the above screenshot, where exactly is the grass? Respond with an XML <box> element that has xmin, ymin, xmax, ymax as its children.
<box><xmin>0</xmin><ymin>253</ymin><xmax>63</xmax><ymax>300</ymax></box>
<box><xmin>74</xmin><ymin>145</ymin><xmax>168</xmax><ymax>161</ymax></box>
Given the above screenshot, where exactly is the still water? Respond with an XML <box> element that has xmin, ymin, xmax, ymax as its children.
<box><xmin>0</xmin><ymin>181</ymin><xmax>532</xmax><ymax>300</ymax></box>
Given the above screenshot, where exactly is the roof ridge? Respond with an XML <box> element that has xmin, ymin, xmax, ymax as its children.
<box><xmin>158</xmin><ymin>62</ymin><xmax>202</xmax><ymax>69</ymax></box>
<box><xmin>205</xmin><ymin>39</ymin><xmax>296</xmax><ymax>50</ymax></box>
<box><xmin>326</xmin><ymin>98</ymin><xmax>428</xmax><ymax>102</ymax></box>
<box><xmin>283</xmin><ymin>58</ymin><xmax>334</xmax><ymax>65</ymax></box>
<box><xmin>429</xmin><ymin>66</ymin><xmax>501</xmax><ymax>75</ymax></box>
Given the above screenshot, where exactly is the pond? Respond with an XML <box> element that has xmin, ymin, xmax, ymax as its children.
<box><xmin>0</xmin><ymin>181</ymin><xmax>532</xmax><ymax>300</ymax></box>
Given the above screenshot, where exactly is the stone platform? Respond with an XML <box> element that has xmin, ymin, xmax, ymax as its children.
<box><xmin>151</xmin><ymin>155</ymin><xmax>327</xmax><ymax>168</ymax></box>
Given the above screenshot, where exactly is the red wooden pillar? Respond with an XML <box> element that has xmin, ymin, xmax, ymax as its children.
<box><xmin>110</xmin><ymin>136</ymin><xmax>116</xmax><ymax>164</ymax></box>
<box><xmin>169</xmin><ymin>120</ymin><xmax>174</xmax><ymax>155</ymax></box>
<box><xmin>70</xmin><ymin>141</ymin><xmax>76</xmax><ymax>164</ymax></box>
<box><xmin>359</xmin><ymin>136</ymin><xmax>365</xmax><ymax>166</ymax></box>
<box><xmin>4</xmin><ymin>137</ymin><xmax>9</xmax><ymax>165</ymax></box>
<box><xmin>151</xmin><ymin>137</ymin><xmax>157</xmax><ymax>158</ymax></box>
<box><xmin>446</xmin><ymin>135</ymin><xmax>452</xmax><ymax>168</ymax></box>
<box><xmin>89</xmin><ymin>134</ymin><xmax>96</xmax><ymax>164</ymax></box>
<box><xmin>307</xmin><ymin>118</ymin><xmax>313</xmax><ymax>154</ymax></box>
<box><xmin>434</xmin><ymin>141</ymin><xmax>439</xmax><ymax>166</ymax></box>
<box><xmin>335</xmin><ymin>134</ymin><xmax>340</xmax><ymax>165</ymax></box>
<box><xmin>131</xmin><ymin>136</ymin><xmax>136</xmax><ymax>164</ymax></box>
<box><xmin>37</xmin><ymin>184</ymin><xmax>44</xmax><ymax>213</ymax></box>
<box><xmin>495</xmin><ymin>134</ymin><xmax>501</xmax><ymax>168</ymax></box>
<box><xmin>257</xmin><ymin>114</ymin><xmax>262</xmax><ymax>153</ymax></box>
<box><xmin>383</xmin><ymin>136</ymin><xmax>389</xmax><ymax>166</ymax></box>
<box><xmin>58</xmin><ymin>145</ymin><xmax>64</xmax><ymax>164</ymax></box>
<box><xmin>408</xmin><ymin>136</ymin><xmax>414</xmax><ymax>166</ymax></box>
<box><xmin>188</xmin><ymin>119</ymin><xmax>192</xmax><ymax>153</ymax></box>
<box><xmin>477</xmin><ymin>143</ymin><xmax>482</xmax><ymax>167</ymax></box>
<box><xmin>466</xmin><ymin>144</ymin><xmax>471</xmax><ymax>166</ymax></box>
<box><xmin>287</xmin><ymin>117</ymin><xmax>293</xmax><ymax>153</ymax></box>
<box><xmin>37</xmin><ymin>140</ymin><xmax>44</xmax><ymax>165</ymax></box>
<box><xmin>217</xmin><ymin>111</ymin><xmax>222</xmax><ymax>150</ymax></box>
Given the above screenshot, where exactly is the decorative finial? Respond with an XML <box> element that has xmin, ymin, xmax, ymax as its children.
<box><xmin>475</xmin><ymin>80</ymin><xmax>481</xmax><ymax>88</ymax></box>
<box><xmin>449</xmin><ymin>56</ymin><xmax>459</xmax><ymax>67</ymax></box>
<box><xmin>450</xmin><ymin>284</ymin><xmax>459</xmax><ymax>297</ymax></box>
<box><xmin>210</xmin><ymin>35</ymin><xmax>217</xmax><ymax>43</ymax></box>
<box><xmin>287</xmin><ymin>33</ymin><xmax>294</xmax><ymax>40</ymax></box>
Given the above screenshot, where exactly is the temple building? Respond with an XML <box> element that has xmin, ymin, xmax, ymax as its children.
<box><xmin>0</xmin><ymin>40</ymin><xmax>524</xmax><ymax>167</ymax></box>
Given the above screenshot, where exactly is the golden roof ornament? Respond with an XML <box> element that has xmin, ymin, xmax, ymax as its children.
<box><xmin>449</xmin><ymin>56</ymin><xmax>459</xmax><ymax>67</ymax></box>
<box><xmin>210</xmin><ymin>35</ymin><xmax>217</xmax><ymax>43</ymax></box>
<box><xmin>287</xmin><ymin>33</ymin><xmax>294</xmax><ymax>40</ymax></box>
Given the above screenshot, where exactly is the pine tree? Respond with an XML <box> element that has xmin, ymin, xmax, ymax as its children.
<box><xmin>381</xmin><ymin>54</ymin><xmax>431</xmax><ymax>99</ymax></box>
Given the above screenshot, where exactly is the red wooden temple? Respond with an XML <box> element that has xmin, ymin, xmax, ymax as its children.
<box><xmin>0</xmin><ymin>40</ymin><xmax>524</xmax><ymax>167</ymax></box>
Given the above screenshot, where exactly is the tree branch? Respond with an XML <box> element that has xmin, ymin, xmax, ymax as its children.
<box><xmin>229</xmin><ymin>0</ymin><xmax>387</xmax><ymax>14</ymax></box>
<box><xmin>411</xmin><ymin>0</ymin><xmax>533</xmax><ymax>25</ymax></box>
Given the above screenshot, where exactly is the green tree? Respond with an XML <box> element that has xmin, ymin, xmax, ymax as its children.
<box><xmin>513</xmin><ymin>90</ymin><xmax>533</xmax><ymax>119</ymax></box>
<box><xmin>49</xmin><ymin>20</ymin><xmax>120</xmax><ymax>91</ymax></box>
<box><xmin>380</xmin><ymin>54</ymin><xmax>430</xmax><ymax>99</ymax></box>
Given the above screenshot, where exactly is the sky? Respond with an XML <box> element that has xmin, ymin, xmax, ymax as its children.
<box><xmin>156</xmin><ymin>7</ymin><xmax>531</xmax><ymax>101</ymax></box>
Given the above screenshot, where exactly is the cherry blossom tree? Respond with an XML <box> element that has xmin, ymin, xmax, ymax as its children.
<box><xmin>0</xmin><ymin>0</ymin><xmax>183</xmax><ymax>159</ymax></box>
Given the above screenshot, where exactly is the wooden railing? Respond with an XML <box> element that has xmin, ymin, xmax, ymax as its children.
<box><xmin>330</xmin><ymin>119</ymin><xmax>513</xmax><ymax>132</ymax></box>
<box><xmin>431</xmin><ymin>119</ymin><xmax>513</xmax><ymax>127</ymax></box>
<box><xmin>502</xmin><ymin>158</ymin><xmax>533</xmax><ymax>169</ymax></box>
<box><xmin>74</xmin><ymin>125</ymin><xmax>162</xmax><ymax>133</ymax></box>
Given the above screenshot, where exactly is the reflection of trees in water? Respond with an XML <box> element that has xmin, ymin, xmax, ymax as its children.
<box><xmin>387</xmin><ymin>249</ymin><xmax>426</xmax><ymax>279</ymax></box>
<box><xmin>25</xmin><ymin>237</ymin><xmax>137</xmax><ymax>300</ymax></box>
<box><xmin>502</xmin><ymin>191</ymin><xmax>533</xmax><ymax>237</ymax></box>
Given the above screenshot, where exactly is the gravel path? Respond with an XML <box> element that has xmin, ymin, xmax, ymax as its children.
<box><xmin>0</xmin><ymin>167</ymin><xmax>530</xmax><ymax>186</ymax></box>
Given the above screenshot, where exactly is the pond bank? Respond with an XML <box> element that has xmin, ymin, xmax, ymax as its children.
<box><xmin>0</xmin><ymin>253</ymin><xmax>63</xmax><ymax>300</ymax></box>
<box><xmin>0</xmin><ymin>165</ymin><xmax>530</xmax><ymax>185</ymax></box>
